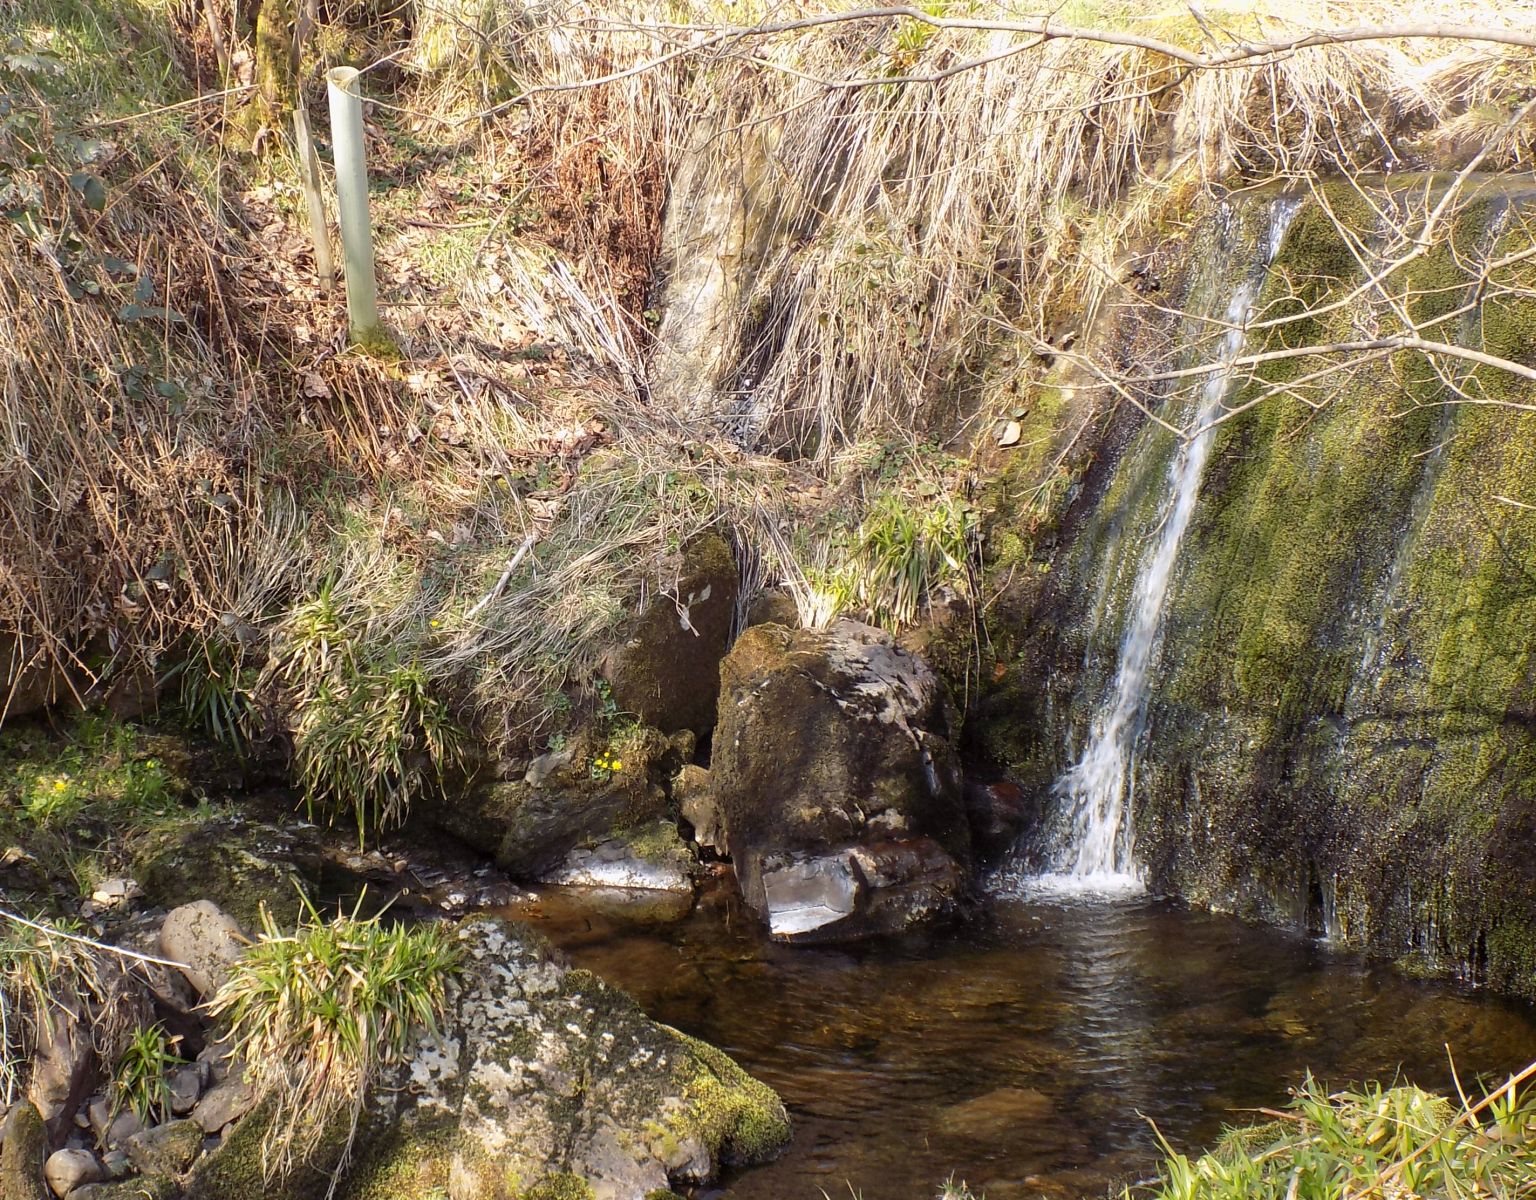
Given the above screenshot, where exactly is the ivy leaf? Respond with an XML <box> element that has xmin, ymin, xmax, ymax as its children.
<box><xmin>102</xmin><ymin>255</ymin><xmax>137</xmax><ymax>277</ymax></box>
<box><xmin>2</xmin><ymin>53</ymin><xmax>65</xmax><ymax>76</ymax></box>
<box><xmin>67</xmin><ymin>172</ymin><xmax>106</xmax><ymax>212</ymax></box>
<box><xmin>134</xmin><ymin>273</ymin><xmax>154</xmax><ymax>302</ymax></box>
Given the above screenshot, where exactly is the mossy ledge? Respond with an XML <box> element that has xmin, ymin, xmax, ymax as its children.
<box><xmin>983</xmin><ymin>184</ymin><xmax>1536</xmax><ymax>995</ymax></box>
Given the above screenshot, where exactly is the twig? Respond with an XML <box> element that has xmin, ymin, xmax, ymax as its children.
<box><xmin>0</xmin><ymin>906</ymin><xmax>189</xmax><ymax>971</ymax></box>
<box><xmin>464</xmin><ymin>532</ymin><xmax>538</xmax><ymax>620</ymax></box>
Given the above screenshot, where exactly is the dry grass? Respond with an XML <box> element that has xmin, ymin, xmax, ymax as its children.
<box><xmin>5</xmin><ymin>0</ymin><xmax>1535</xmax><ymax>811</ymax></box>
<box><xmin>0</xmin><ymin>913</ymin><xmax>152</xmax><ymax>1108</ymax></box>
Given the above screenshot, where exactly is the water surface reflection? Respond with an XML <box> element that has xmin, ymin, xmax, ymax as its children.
<box><xmin>508</xmin><ymin>888</ymin><xmax>1536</xmax><ymax>1200</ymax></box>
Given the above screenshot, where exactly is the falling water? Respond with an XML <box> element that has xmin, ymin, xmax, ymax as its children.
<box><xmin>1024</xmin><ymin>199</ymin><xmax>1301</xmax><ymax>899</ymax></box>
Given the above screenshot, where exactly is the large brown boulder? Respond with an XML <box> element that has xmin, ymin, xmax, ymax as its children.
<box><xmin>713</xmin><ymin>619</ymin><xmax>971</xmax><ymax>941</ymax></box>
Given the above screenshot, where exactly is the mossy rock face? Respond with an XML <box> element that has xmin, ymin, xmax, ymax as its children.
<box><xmin>188</xmin><ymin>920</ymin><xmax>788</xmax><ymax>1200</ymax></box>
<box><xmin>134</xmin><ymin>814</ymin><xmax>320</xmax><ymax>932</ymax></box>
<box><xmin>442</xmin><ymin>726</ymin><xmax>680</xmax><ymax>882</ymax></box>
<box><xmin>0</xmin><ymin>1102</ymin><xmax>49</xmax><ymax>1200</ymax></box>
<box><xmin>714</xmin><ymin>619</ymin><xmax>972</xmax><ymax>941</ymax></box>
<box><xmin>981</xmin><ymin>185</ymin><xmax>1536</xmax><ymax>995</ymax></box>
<box><xmin>604</xmin><ymin>532</ymin><xmax>740</xmax><ymax>736</ymax></box>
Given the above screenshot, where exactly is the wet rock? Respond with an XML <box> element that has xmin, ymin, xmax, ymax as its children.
<box><xmin>444</xmin><ymin>727</ymin><xmax>685</xmax><ymax>881</ymax></box>
<box><xmin>191</xmin><ymin>1079</ymin><xmax>254</xmax><ymax>1134</ymax></box>
<box><xmin>158</xmin><ymin>902</ymin><xmax>246</xmax><ymax>999</ymax></box>
<box><xmin>166</xmin><ymin>1066</ymin><xmax>204</xmax><ymax>1117</ymax></box>
<box><xmin>135</xmin><ymin>816</ymin><xmax>319</xmax><ymax>932</ymax></box>
<box><xmin>123</xmin><ymin>1120</ymin><xmax>202</xmax><ymax>1177</ymax></box>
<box><xmin>43</xmin><ymin>1149</ymin><xmax>100</xmax><ymax>1198</ymax></box>
<box><xmin>186</xmin><ymin>919</ymin><xmax>789</xmax><ymax>1200</ymax></box>
<box><xmin>962</xmin><ymin>778</ymin><xmax>1032</xmax><ymax>865</ymax></box>
<box><xmin>602</xmin><ymin>532</ymin><xmax>739</xmax><ymax>736</ymax></box>
<box><xmin>675</xmin><ymin>765</ymin><xmax>725</xmax><ymax>854</ymax></box>
<box><xmin>551</xmin><ymin>822</ymin><xmax>694</xmax><ymax>892</ymax></box>
<box><xmin>935</xmin><ymin>1086</ymin><xmax>1054</xmax><ymax>1140</ymax></box>
<box><xmin>1</xmin><ymin>1103</ymin><xmax>50</xmax><ymax>1200</ymax></box>
<box><xmin>714</xmin><ymin>620</ymin><xmax>972</xmax><ymax>941</ymax></box>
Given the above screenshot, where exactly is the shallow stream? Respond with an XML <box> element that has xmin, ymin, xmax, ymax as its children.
<box><xmin>509</xmin><ymin>885</ymin><xmax>1536</xmax><ymax>1200</ymax></box>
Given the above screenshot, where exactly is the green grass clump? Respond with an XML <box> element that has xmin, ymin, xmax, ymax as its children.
<box><xmin>1134</xmin><ymin>1070</ymin><xmax>1536</xmax><ymax>1200</ymax></box>
<box><xmin>113</xmin><ymin>1021</ymin><xmax>186</xmax><ymax>1124</ymax></box>
<box><xmin>271</xmin><ymin>581</ymin><xmax>466</xmax><ymax>840</ymax></box>
<box><xmin>831</xmin><ymin>490</ymin><xmax>977</xmax><ymax>631</ymax></box>
<box><xmin>207</xmin><ymin>901</ymin><xmax>463</xmax><ymax>1184</ymax></box>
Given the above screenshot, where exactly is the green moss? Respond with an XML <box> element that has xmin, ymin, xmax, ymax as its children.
<box><xmin>0</xmin><ymin>1101</ymin><xmax>48</xmax><ymax>1200</ymax></box>
<box><xmin>521</xmin><ymin>1174</ymin><xmax>595</xmax><ymax>1200</ymax></box>
<box><xmin>663</xmin><ymin>1033</ymin><xmax>791</xmax><ymax>1165</ymax></box>
<box><xmin>133</xmin><ymin>817</ymin><xmax>314</xmax><ymax>931</ymax></box>
<box><xmin>341</xmin><ymin>1118</ymin><xmax>456</xmax><ymax>1200</ymax></box>
<box><xmin>991</xmin><ymin>186</ymin><xmax>1536</xmax><ymax>994</ymax></box>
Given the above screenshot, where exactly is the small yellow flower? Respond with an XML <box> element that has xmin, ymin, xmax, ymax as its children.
<box><xmin>53</xmin><ymin>779</ymin><xmax>68</xmax><ymax>792</ymax></box>
<box><xmin>430</xmin><ymin>619</ymin><xmax>441</xmax><ymax>628</ymax></box>
<box><xmin>612</xmin><ymin>760</ymin><xmax>622</xmax><ymax>770</ymax></box>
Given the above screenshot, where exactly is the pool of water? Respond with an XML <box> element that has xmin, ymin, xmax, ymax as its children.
<box><xmin>508</xmin><ymin>885</ymin><xmax>1536</xmax><ymax>1200</ymax></box>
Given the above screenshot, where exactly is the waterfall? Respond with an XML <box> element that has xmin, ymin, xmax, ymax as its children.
<box><xmin>1019</xmin><ymin>198</ymin><xmax>1301</xmax><ymax>899</ymax></box>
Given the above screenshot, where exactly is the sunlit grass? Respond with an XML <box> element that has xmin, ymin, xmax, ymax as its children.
<box><xmin>207</xmin><ymin>901</ymin><xmax>463</xmax><ymax>1183</ymax></box>
<box><xmin>1134</xmin><ymin>1069</ymin><xmax>1536</xmax><ymax>1200</ymax></box>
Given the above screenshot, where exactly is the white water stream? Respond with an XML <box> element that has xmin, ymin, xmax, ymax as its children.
<box><xmin>1021</xmin><ymin>200</ymin><xmax>1301</xmax><ymax>900</ymax></box>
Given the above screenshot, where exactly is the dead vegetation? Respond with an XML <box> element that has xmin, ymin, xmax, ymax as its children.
<box><xmin>3</xmin><ymin>0</ymin><xmax>1535</xmax><ymax>819</ymax></box>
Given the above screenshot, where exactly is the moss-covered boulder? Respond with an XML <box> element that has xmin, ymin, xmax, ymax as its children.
<box><xmin>0</xmin><ymin>1102</ymin><xmax>49</xmax><ymax>1200</ymax></box>
<box><xmin>602</xmin><ymin>533</ymin><xmax>739</xmax><ymax>736</ymax></box>
<box><xmin>186</xmin><ymin>919</ymin><xmax>789</xmax><ymax>1200</ymax></box>
<box><xmin>714</xmin><ymin>619</ymin><xmax>971</xmax><ymax>941</ymax></box>
<box><xmin>440</xmin><ymin>727</ymin><xmax>688</xmax><ymax>883</ymax></box>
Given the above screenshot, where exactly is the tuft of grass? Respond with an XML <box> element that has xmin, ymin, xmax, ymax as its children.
<box><xmin>264</xmin><ymin>577</ymin><xmax>465</xmax><ymax>839</ymax></box>
<box><xmin>937</xmin><ymin>1176</ymin><xmax>983</xmax><ymax>1200</ymax></box>
<box><xmin>290</xmin><ymin>654</ymin><xmax>465</xmax><ymax>840</ymax></box>
<box><xmin>1133</xmin><ymin>1068</ymin><xmax>1536</xmax><ymax>1200</ymax></box>
<box><xmin>112</xmin><ymin>1021</ymin><xmax>186</xmax><ymax>1124</ymax></box>
<box><xmin>842</xmin><ymin>491</ymin><xmax>976</xmax><ymax>631</ymax></box>
<box><xmin>0</xmin><ymin>911</ymin><xmax>151</xmax><ymax>1108</ymax></box>
<box><xmin>206</xmin><ymin>899</ymin><xmax>463</xmax><ymax>1186</ymax></box>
